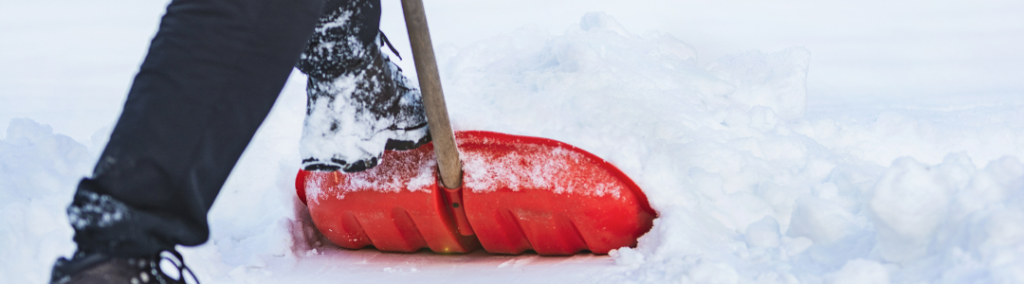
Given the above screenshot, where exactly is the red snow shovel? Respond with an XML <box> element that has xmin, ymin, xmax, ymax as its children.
<box><xmin>295</xmin><ymin>0</ymin><xmax>655</xmax><ymax>255</ymax></box>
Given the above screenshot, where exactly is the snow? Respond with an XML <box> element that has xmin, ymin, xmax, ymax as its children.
<box><xmin>4</xmin><ymin>0</ymin><xmax>1024</xmax><ymax>283</ymax></box>
<box><xmin>829</xmin><ymin>259</ymin><xmax>889</xmax><ymax>284</ymax></box>
<box><xmin>461</xmin><ymin>145</ymin><xmax>622</xmax><ymax>197</ymax></box>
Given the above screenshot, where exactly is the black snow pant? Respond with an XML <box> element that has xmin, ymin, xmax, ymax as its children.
<box><xmin>69</xmin><ymin>0</ymin><xmax>382</xmax><ymax>257</ymax></box>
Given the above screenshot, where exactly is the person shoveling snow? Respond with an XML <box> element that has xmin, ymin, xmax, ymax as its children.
<box><xmin>49</xmin><ymin>0</ymin><xmax>653</xmax><ymax>283</ymax></box>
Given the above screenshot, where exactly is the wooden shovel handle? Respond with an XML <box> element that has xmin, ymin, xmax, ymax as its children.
<box><xmin>401</xmin><ymin>0</ymin><xmax>462</xmax><ymax>189</ymax></box>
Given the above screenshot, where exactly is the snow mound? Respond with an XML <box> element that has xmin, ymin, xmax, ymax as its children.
<box><xmin>708</xmin><ymin>48</ymin><xmax>811</xmax><ymax>119</ymax></box>
<box><xmin>437</xmin><ymin>12</ymin><xmax>1024</xmax><ymax>284</ymax></box>
<box><xmin>0</xmin><ymin>119</ymin><xmax>90</xmax><ymax>283</ymax></box>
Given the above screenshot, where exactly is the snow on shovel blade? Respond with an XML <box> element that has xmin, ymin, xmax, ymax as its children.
<box><xmin>296</xmin><ymin>131</ymin><xmax>656</xmax><ymax>255</ymax></box>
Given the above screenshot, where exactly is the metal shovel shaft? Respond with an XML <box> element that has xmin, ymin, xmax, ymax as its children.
<box><xmin>401</xmin><ymin>0</ymin><xmax>462</xmax><ymax>189</ymax></box>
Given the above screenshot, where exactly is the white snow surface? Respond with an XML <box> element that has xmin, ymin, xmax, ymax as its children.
<box><xmin>462</xmin><ymin>145</ymin><xmax>622</xmax><ymax>198</ymax></box>
<box><xmin>3</xmin><ymin>2</ymin><xmax>1024</xmax><ymax>284</ymax></box>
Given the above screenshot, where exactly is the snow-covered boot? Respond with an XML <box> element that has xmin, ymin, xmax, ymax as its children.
<box><xmin>297</xmin><ymin>0</ymin><xmax>429</xmax><ymax>172</ymax></box>
<box><xmin>50</xmin><ymin>250</ymin><xmax>197</xmax><ymax>284</ymax></box>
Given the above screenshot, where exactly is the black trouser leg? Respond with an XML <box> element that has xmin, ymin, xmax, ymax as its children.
<box><xmin>69</xmin><ymin>0</ymin><xmax>325</xmax><ymax>257</ymax></box>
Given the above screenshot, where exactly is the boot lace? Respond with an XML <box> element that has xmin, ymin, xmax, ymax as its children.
<box><xmin>128</xmin><ymin>250</ymin><xmax>199</xmax><ymax>284</ymax></box>
<box><xmin>156</xmin><ymin>250</ymin><xmax>199</xmax><ymax>284</ymax></box>
<box><xmin>379</xmin><ymin>31</ymin><xmax>403</xmax><ymax>61</ymax></box>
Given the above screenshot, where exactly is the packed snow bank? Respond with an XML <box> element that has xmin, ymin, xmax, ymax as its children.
<box><xmin>4</xmin><ymin>11</ymin><xmax>1024</xmax><ymax>284</ymax></box>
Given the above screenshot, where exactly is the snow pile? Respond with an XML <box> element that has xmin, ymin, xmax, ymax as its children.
<box><xmin>0</xmin><ymin>119</ymin><xmax>90</xmax><ymax>283</ymax></box>
<box><xmin>435</xmin><ymin>12</ymin><xmax>1024</xmax><ymax>283</ymax></box>
<box><xmin>4</xmin><ymin>10</ymin><xmax>1024</xmax><ymax>284</ymax></box>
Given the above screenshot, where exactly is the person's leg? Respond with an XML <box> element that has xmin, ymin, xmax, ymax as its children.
<box><xmin>53</xmin><ymin>0</ymin><xmax>324</xmax><ymax>282</ymax></box>
<box><xmin>69</xmin><ymin>0</ymin><xmax>324</xmax><ymax>257</ymax></box>
<box><xmin>53</xmin><ymin>0</ymin><xmax>430</xmax><ymax>281</ymax></box>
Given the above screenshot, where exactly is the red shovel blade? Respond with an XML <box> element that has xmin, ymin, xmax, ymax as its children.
<box><xmin>296</xmin><ymin>131</ymin><xmax>655</xmax><ymax>255</ymax></box>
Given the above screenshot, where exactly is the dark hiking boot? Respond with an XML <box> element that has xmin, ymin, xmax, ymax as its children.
<box><xmin>296</xmin><ymin>1</ymin><xmax>428</xmax><ymax>171</ymax></box>
<box><xmin>297</xmin><ymin>1</ymin><xmax>430</xmax><ymax>173</ymax></box>
<box><xmin>50</xmin><ymin>250</ymin><xmax>198</xmax><ymax>284</ymax></box>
